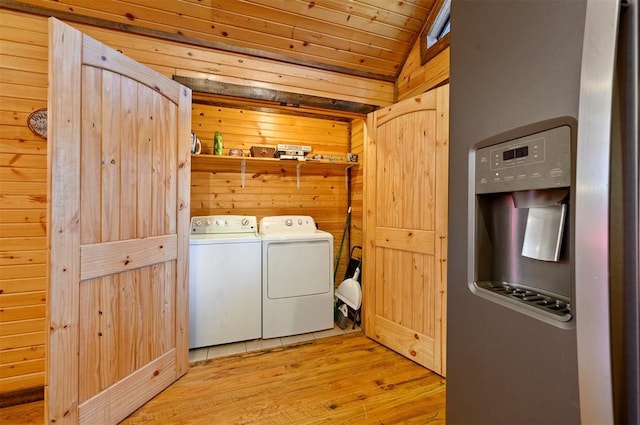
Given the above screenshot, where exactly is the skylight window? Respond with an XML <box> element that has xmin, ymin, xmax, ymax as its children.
<box><xmin>420</xmin><ymin>0</ymin><xmax>451</xmax><ymax>65</ymax></box>
<box><xmin>426</xmin><ymin>0</ymin><xmax>451</xmax><ymax>48</ymax></box>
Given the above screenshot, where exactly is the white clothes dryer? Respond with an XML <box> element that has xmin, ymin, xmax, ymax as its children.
<box><xmin>189</xmin><ymin>215</ymin><xmax>262</xmax><ymax>349</ymax></box>
<box><xmin>260</xmin><ymin>215</ymin><xmax>334</xmax><ymax>338</ymax></box>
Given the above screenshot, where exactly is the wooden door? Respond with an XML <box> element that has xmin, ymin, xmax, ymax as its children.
<box><xmin>363</xmin><ymin>86</ymin><xmax>449</xmax><ymax>376</ymax></box>
<box><xmin>46</xmin><ymin>19</ymin><xmax>191</xmax><ymax>424</ymax></box>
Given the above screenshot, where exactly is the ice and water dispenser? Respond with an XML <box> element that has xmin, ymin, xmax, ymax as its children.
<box><xmin>472</xmin><ymin>126</ymin><xmax>574</xmax><ymax>325</ymax></box>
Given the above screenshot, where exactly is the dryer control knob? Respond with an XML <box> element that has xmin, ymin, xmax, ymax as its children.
<box><xmin>241</xmin><ymin>218</ymin><xmax>249</xmax><ymax>226</ymax></box>
<box><xmin>297</xmin><ymin>218</ymin><xmax>303</xmax><ymax>225</ymax></box>
<box><xmin>285</xmin><ymin>219</ymin><xmax>293</xmax><ymax>226</ymax></box>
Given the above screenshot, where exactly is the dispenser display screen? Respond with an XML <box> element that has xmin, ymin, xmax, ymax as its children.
<box><xmin>503</xmin><ymin>146</ymin><xmax>529</xmax><ymax>160</ymax></box>
<box><xmin>475</xmin><ymin>125</ymin><xmax>572</xmax><ymax>194</ymax></box>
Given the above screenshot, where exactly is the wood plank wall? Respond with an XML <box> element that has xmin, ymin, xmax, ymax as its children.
<box><xmin>349</xmin><ymin>118</ymin><xmax>365</xmax><ymax>253</ymax></box>
<box><xmin>191</xmin><ymin>103</ymin><xmax>352</xmax><ymax>157</ymax></box>
<box><xmin>0</xmin><ymin>8</ymin><xmax>384</xmax><ymax>398</ymax></box>
<box><xmin>189</xmin><ymin>102</ymin><xmax>355</xmax><ymax>282</ymax></box>
<box><xmin>0</xmin><ymin>10</ymin><xmax>48</xmax><ymax>399</ymax></box>
<box><xmin>396</xmin><ymin>44</ymin><xmax>450</xmax><ymax>101</ymax></box>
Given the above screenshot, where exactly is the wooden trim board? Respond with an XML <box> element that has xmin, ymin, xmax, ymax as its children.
<box><xmin>174</xmin><ymin>76</ymin><xmax>379</xmax><ymax>114</ymax></box>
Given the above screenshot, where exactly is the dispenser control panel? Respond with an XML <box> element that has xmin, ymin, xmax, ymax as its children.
<box><xmin>475</xmin><ymin>126</ymin><xmax>571</xmax><ymax>194</ymax></box>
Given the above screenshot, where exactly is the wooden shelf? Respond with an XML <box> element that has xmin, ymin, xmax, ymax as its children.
<box><xmin>190</xmin><ymin>154</ymin><xmax>358</xmax><ymax>188</ymax></box>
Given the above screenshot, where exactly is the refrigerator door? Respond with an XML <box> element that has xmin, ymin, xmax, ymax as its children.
<box><xmin>447</xmin><ymin>1</ymin><xmax>586</xmax><ymax>423</ymax></box>
<box><xmin>449</xmin><ymin>0</ymin><xmax>638</xmax><ymax>423</ymax></box>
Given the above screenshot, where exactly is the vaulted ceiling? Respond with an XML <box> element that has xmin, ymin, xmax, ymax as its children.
<box><xmin>8</xmin><ymin>0</ymin><xmax>438</xmax><ymax>81</ymax></box>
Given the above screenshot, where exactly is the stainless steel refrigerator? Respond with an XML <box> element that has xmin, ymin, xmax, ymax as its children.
<box><xmin>447</xmin><ymin>0</ymin><xmax>638</xmax><ymax>424</ymax></box>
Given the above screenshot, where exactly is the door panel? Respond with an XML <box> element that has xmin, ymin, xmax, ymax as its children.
<box><xmin>47</xmin><ymin>18</ymin><xmax>191</xmax><ymax>424</ymax></box>
<box><xmin>363</xmin><ymin>86</ymin><xmax>448</xmax><ymax>375</ymax></box>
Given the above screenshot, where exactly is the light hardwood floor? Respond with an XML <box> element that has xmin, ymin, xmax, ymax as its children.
<box><xmin>0</xmin><ymin>332</ymin><xmax>446</xmax><ymax>424</ymax></box>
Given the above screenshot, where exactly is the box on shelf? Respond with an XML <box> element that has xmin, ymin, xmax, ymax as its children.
<box><xmin>250</xmin><ymin>146</ymin><xmax>276</xmax><ymax>158</ymax></box>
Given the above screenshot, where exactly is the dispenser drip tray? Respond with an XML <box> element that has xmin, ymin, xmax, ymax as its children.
<box><xmin>476</xmin><ymin>281</ymin><xmax>572</xmax><ymax>322</ymax></box>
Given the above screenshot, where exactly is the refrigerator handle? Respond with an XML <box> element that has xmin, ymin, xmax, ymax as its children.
<box><xmin>574</xmin><ymin>0</ymin><xmax>620</xmax><ymax>424</ymax></box>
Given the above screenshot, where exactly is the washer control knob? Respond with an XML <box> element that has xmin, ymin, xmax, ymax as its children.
<box><xmin>241</xmin><ymin>218</ymin><xmax>249</xmax><ymax>226</ymax></box>
<box><xmin>285</xmin><ymin>218</ymin><xmax>293</xmax><ymax>226</ymax></box>
<box><xmin>195</xmin><ymin>219</ymin><xmax>202</xmax><ymax>227</ymax></box>
<box><xmin>298</xmin><ymin>218</ymin><xmax>303</xmax><ymax>225</ymax></box>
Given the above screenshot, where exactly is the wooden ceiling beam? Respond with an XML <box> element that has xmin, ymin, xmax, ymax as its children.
<box><xmin>175</xmin><ymin>76</ymin><xmax>378</xmax><ymax>117</ymax></box>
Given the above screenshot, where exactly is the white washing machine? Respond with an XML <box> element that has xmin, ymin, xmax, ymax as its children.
<box><xmin>260</xmin><ymin>215</ymin><xmax>334</xmax><ymax>338</ymax></box>
<box><xmin>189</xmin><ymin>215</ymin><xmax>262</xmax><ymax>349</ymax></box>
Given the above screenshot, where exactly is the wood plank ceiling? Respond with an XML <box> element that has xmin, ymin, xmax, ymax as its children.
<box><xmin>6</xmin><ymin>0</ymin><xmax>437</xmax><ymax>81</ymax></box>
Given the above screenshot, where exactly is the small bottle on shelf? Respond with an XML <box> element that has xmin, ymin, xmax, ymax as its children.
<box><xmin>213</xmin><ymin>131</ymin><xmax>223</xmax><ymax>155</ymax></box>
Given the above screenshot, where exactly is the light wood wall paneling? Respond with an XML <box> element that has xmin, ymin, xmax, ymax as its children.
<box><xmin>0</xmin><ymin>293</ymin><xmax>45</xmax><ymax>314</ymax></box>
<box><xmin>0</xmin><ymin>9</ymin><xmax>48</xmax><ymax>396</ymax></box>
<box><xmin>0</xmin><ymin>345</ymin><xmax>45</xmax><ymax>364</ymax></box>
<box><xmin>0</xmin><ymin>317</ymin><xmax>44</xmax><ymax>337</ymax></box>
<box><xmin>349</xmin><ymin>118</ymin><xmax>365</xmax><ymax>252</ymax></box>
<box><xmin>192</xmin><ymin>92</ymin><xmax>368</xmax><ymax>122</ymax></box>
<box><xmin>0</xmin><ymin>168</ymin><xmax>46</xmax><ymax>183</ymax></box>
<box><xmin>0</xmin><ymin>210</ymin><xmax>46</xmax><ymax>241</ymax></box>
<box><xmin>191</xmin><ymin>103</ymin><xmax>350</xmax><ymax>156</ymax></box>
<box><xmin>0</xmin><ymin>305</ymin><xmax>45</xmax><ymax>323</ymax></box>
<box><xmin>0</xmin><ymin>138</ymin><xmax>47</xmax><ymax>156</ymax></box>
<box><xmin>0</xmin><ymin>372</ymin><xmax>43</xmax><ymax>398</ymax></box>
<box><xmin>0</xmin><ymin>237</ymin><xmax>45</xmax><ymax>252</ymax></box>
<box><xmin>0</xmin><ymin>358</ymin><xmax>44</xmax><ymax>382</ymax></box>
<box><xmin>396</xmin><ymin>45</ymin><xmax>450</xmax><ymax>101</ymax></box>
<box><xmin>394</xmin><ymin>0</ymin><xmax>450</xmax><ymax>101</ymax></box>
<box><xmin>0</xmin><ymin>153</ymin><xmax>46</xmax><ymax>170</ymax></box>
<box><xmin>0</xmin><ymin>265</ymin><xmax>46</xmax><ymax>281</ymax></box>
<box><xmin>0</xmin><ymin>278</ymin><xmax>45</xmax><ymax>294</ymax></box>
<box><xmin>0</xmin><ymin>251</ymin><xmax>46</xmax><ymax>267</ymax></box>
